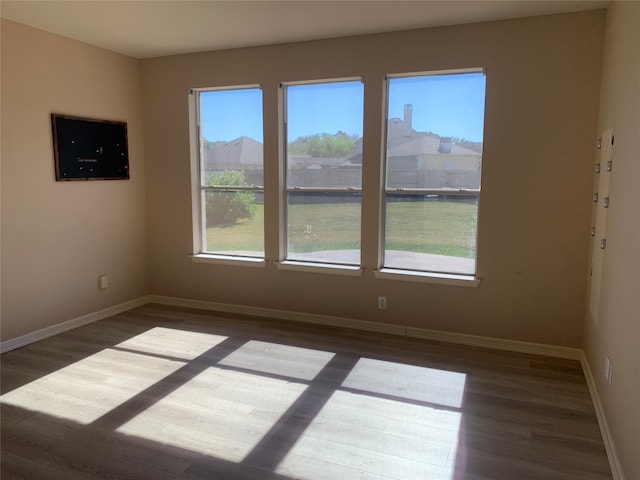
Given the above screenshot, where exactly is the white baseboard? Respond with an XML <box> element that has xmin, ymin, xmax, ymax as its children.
<box><xmin>1</xmin><ymin>293</ymin><xmax>582</xmax><ymax>360</ymax></box>
<box><xmin>580</xmin><ymin>352</ymin><xmax>626</xmax><ymax>480</ymax></box>
<box><xmin>148</xmin><ymin>295</ymin><xmax>581</xmax><ymax>360</ymax></box>
<box><xmin>148</xmin><ymin>295</ymin><xmax>404</xmax><ymax>334</ymax></box>
<box><xmin>405</xmin><ymin>326</ymin><xmax>582</xmax><ymax>359</ymax></box>
<box><xmin>0</xmin><ymin>295</ymin><xmax>151</xmax><ymax>354</ymax></box>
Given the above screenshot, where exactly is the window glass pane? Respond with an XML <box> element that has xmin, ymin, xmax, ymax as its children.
<box><xmin>200</xmin><ymin>88</ymin><xmax>263</xmax><ymax>186</ymax></box>
<box><xmin>203</xmin><ymin>191</ymin><xmax>264</xmax><ymax>256</ymax></box>
<box><xmin>384</xmin><ymin>71</ymin><xmax>485</xmax><ymax>275</ymax></box>
<box><xmin>287</xmin><ymin>192</ymin><xmax>361</xmax><ymax>265</ymax></box>
<box><xmin>198</xmin><ymin>87</ymin><xmax>264</xmax><ymax>258</ymax></box>
<box><xmin>386</xmin><ymin>72</ymin><xmax>485</xmax><ymax>190</ymax></box>
<box><xmin>286</xmin><ymin>81</ymin><xmax>364</xmax><ymax>189</ymax></box>
<box><xmin>384</xmin><ymin>195</ymin><xmax>478</xmax><ymax>275</ymax></box>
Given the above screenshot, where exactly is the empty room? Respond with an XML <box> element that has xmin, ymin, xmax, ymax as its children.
<box><xmin>1</xmin><ymin>1</ymin><xmax>638</xmax><ymax>479</ymax></box>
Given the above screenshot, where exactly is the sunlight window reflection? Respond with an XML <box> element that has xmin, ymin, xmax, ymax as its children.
<box><xmin>117</xmin><ymin>366</ymin><xmax>307</xmax><ymax>462</ymax></box>
<box><xmin>219</xmin><ymin>340</ymin><xmax>335</xmax><ymax>380</ymax></box>
<box><xmin>115</xmin><ymin>327</ymin><xmax>228</xmax><ymax>360</ymax></box>
<box><xmin>342</xmin><ymin>358</ymin><xmax>467</xmax><ymax>408</ymax></box>
<box><xmin>0</xmin><ymin>348</ymin><xmax>185</xmax><ymax>424</ymax></box>
<box><xmin>276</xmin><ymin>390</ymin><xmax>463</xmax><ymax>480</ymax></box>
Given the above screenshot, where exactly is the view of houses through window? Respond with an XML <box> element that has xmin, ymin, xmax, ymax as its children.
<box><xmin>197</xmin><ymin>86</ymin><xmax>265</xmax><ymax>257</ymax></box>
<box><xmin>193</xmin><ymin>69</ymin><xmax>486</xmax><ymax>277</ymax></box>
<box><xmin>284</xmin><ymin>80</ymin><xmax>364</xmax><ymax>265</ymax></box>
<box><xmin>383</xmin><ymin>70</ymin><xmax>486</xmax><ymax>275</ymax></box>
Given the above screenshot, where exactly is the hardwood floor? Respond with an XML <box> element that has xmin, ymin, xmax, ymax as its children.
<box><xmin>1</xmin><ymin>304</ymin><xmax>612</xmax><ymax>480</ymax></box>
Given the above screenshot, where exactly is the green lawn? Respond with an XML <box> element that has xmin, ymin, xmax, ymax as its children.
<box><xmin>205</xmin><ymin>204</ymin><xmax>266</xmax><ymax>252</ymax></box>
<box><xmin>206</xmin><ymin>200</ymin><xmax>477</xmax><ymax>258</ymax></box>
<box><xmin>385</xmin><ymin>201</ymin><xmax>478</xmax><ymax>258</ymax></box>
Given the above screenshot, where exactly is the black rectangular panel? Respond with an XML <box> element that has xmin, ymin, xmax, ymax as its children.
<box><xmin>51</xmin><ymin>114</ymin><xmax>129</xmax><ymax>181</ymax></box>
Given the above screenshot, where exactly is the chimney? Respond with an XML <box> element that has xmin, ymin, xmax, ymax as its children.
<box><xmin>438</xmin><ymin>137</ymin><xmax>453</xmax><ymax>154</ymax></box>
<box><xmin>402</xmin><ymin>104</ymin><xmax>413</xmax><ymax>137</ymax></box>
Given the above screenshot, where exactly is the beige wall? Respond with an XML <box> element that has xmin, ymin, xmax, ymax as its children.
<box><xmin>142</xmin><ymin>11</ymin><xmax>604</xmax><ymax>347</ymax></box>
<box><xmin>3</xmin><ymin>8</ymin><xmax>636</xmax><ymax>473</ymax></box>
<box><xmin>0</xmin><ymin>20</ymin><xmax>149</xmax><ymax>341</ymax></box>
<box><xmin>584</xmin><ymin>2</ymin><xmax>640</xmax><ymax>479</ymax></box>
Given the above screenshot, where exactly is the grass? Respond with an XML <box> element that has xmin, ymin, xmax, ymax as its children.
<box><xmin>385</xmin><ymin>201</ymin><xmax>477</xmax><ymax>258</ymax></box>
<box><xmin>206</xmin><ymin>200</ymin><xmax>477</xmax><ymax>258</ymax></box>
<box><xmin>205</xmin><ymin>204</ymin><xmax>265</xmax><ymax>252</ymax></box>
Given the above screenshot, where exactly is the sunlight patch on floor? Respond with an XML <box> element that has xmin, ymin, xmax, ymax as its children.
<box><xmin>117</xmin><ymin>366</ymin><xmax>307</xmax><ymax>462</ymax></box>
<box><xmin>115</xmin><ymin>327</ymin><xmax>228</xmax><ymax>360</ymax></box>
<box><xmin>276</xmin><ymin>360</ymin><xmax>466</xmax><ymax>480</ymax></box>
<box><xmin>342</xmin><ymin>358</ymin><xmax>467</xmax><ymax>408</ymax></box>
<box><xmin>219</xmin><ymin>340</ymin><xmax>335</xmax><ymax>380</ymax></box>
<box><xmin>1</xmin><ymin>326</ymin><xmax>468</xmax><ymax>478</ymax></box>
<box><xmin>0</xmin><ymin>348</ymin><xmax>186</xmax><ymax>424</ymax></box>
<box><xmin>275</xmin><ymin>390</ymin><xmax>463</xmax><ymax>480</ymax></box>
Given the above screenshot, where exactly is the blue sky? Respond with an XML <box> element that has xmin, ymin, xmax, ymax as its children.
<box><xmin>201</xmin><ymin>88</ymin><xmax>265</xmax><ymax>143</ymax></box>
<box><xmin>286</xmin><ymin>81</ymin><xmax>364</xmax><ymax>140</ymax></box>
<box><xmin>200</xmin><ymin>72</ymin><xmax>486</xmax><ymax>143</ymax></box>
<box><xmin>388</xmin><ymin>72</ymin><xmax>486</xmax><ymax>141</ymax></box>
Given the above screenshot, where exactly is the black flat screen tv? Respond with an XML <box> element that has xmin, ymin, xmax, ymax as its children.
<box><xmin>51</xmin><ymin>114</ymin><xmax>129</xmax><ymax>181</ymax></box>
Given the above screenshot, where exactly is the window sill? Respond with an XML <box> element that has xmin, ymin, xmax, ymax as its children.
<box><xmin>374</xmin><ymin>268</ymin><xmax>481</xmax><ymax>287</ymax></box>
<box><xmin>276</xmin><ymin>261</ymin><xmax>362</xmax><ymax>277</ymax></box>
<box><xmin>191</xmin><ymin>254</ymin><xmax>266</xmax><ymax>268</ymax></box>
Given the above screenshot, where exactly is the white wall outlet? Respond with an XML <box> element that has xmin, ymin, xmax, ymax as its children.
<box><xmin>98</xmin><ymin>275</ymin><xmax>109</xmax><ymax>290</ymax></box>
<box><xmin>378</xmin><ymin>296</ymin><xmax>387</xmax><ymax>310</ymax></box>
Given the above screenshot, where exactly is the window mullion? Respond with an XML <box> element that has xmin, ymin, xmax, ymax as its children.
<box><xmin>285</xmin><ymin>187</ymin><xmax>362</xmax><ymax>193</ymax></box>
<box><xmin>201</xmin><ymin>185</ymin><xmax>264</xmax><ymax>191</ymax></box>
<box><xmin>385</xmin><ymin>189</ymin><xmax>480</xmax><ymax>196</ymax></box>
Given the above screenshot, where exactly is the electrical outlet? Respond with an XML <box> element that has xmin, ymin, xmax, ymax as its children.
<box><xmin>378</xmin><ymin>296</ymin><xmax>387</xmax><ymax>310</ymax></box>
<box><xmin>98</xmin><ymin>275</ymin><xmax>109</xmax><ymax>290</ymax></box>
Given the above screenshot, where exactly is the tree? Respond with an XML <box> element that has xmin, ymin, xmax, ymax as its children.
<box><xmin>204</xmin><ymin>170</ymin><xmax>254</xmax><ymax>226</ymax></box>
<box><xmin>288</xmin><ymin>132</ymin><xmax>358</xmax><ymax>157</ymax></box>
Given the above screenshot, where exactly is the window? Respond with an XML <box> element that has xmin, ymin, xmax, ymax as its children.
<box><xmin>283</xmin><ymin>79</ymin><xmax>364</xmax><ymax>266</ymax></box>
<box><xmin>190</xmin><ymin>72</ymin><xmax>485</xmax><ymax>284</ymax></box>
<box><xmin>382</xmin><ymin>70</ymin><xmax>486</xmax><ymax>276</ymax></box>
<box><xmin>191</xmin><ymin>86</ymin><xmax>265</xmax><ymax>260</ymax></box>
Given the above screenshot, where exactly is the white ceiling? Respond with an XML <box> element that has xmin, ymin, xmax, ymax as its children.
<box><xmin>0</xmin><ymin>0</ymin><xmax>609</xmax><ymax>59</ymax></box>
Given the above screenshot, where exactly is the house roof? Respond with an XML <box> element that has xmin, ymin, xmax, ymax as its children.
<box><xmin>206</xmin><ymin>136</ymin><xmax>263</xmax><ymax>165</ymax></box>
<box><xmin>388</xmin><ymin>135</ymin><xmax>480</xmax><ymax>158</ymax></box>
<box><xmin>206</xmin><ymin>115</ymin><xmax>480</xmax><ymax>169</ymax></box>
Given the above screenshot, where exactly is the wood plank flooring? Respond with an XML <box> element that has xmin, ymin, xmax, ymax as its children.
<box><xmin>1</xmin><ymin>304</ymin><xmax>612</xmax><ymax>480</ymax></box>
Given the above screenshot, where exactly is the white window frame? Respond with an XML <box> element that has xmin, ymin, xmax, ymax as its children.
<box><xmin>189</xmin><ymin>85</ymin><xmax>266</xmax><ymax>266</ymax></box>
<box><xmin>376</xmin><ymin>68</ymin><xmax>485</xmax><ymax>285</ymax></box>
<box><xmin>277</xmin><ymin>77</ymin><xmax>364</xmax><ymax>274</ymax></box>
